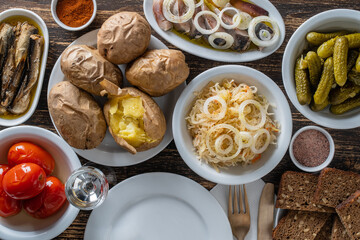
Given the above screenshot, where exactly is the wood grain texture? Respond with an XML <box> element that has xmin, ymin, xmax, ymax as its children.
<box><xmin>1</xmin><ymin>1</ymin><xmax>360</xmax><ymax>239</ymax></box>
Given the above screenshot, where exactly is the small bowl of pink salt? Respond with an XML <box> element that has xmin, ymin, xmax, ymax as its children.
<box><xmin>289</xmin><ymin>125</ymin><xmax>334</xmax><ymax>172</ymax></box>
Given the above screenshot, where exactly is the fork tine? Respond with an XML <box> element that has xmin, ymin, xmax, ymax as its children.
<box><xmin>243</xmin><ymin>185</ymin><xmax>249</xmax><ymax>214</ymax></box>
<box><xmin>234</xmin><ymin>185</ymin><xmax>239</xmax><ymax>213</ymax></box>
<box><xmin>239</xmin><ymin>185</ymin><xmax>244</xmax><ymax>212</ymax></box>
<box><xmin>228</xmin><ymin>185</ymin><xmax>232</xmax><ymax>215</ymax></box>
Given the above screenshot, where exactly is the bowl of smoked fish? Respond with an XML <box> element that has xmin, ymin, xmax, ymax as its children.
<box><xmin>282</xmin><ymin>9</ymin><xmax>360</xmax><ymax>129</ymax></box>
<box><xmin>0</xmin><ymin>8</ymin><xmax>49</xmax><ymax>126</ymax></box>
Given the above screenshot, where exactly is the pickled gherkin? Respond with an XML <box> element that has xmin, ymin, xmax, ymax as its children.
<box><xmin>310</xmin><ymin>97</ymin><xmax>329</xmax><ymax>111</ymax></box>
<box><xmin>314</xmin><ymin>57</ymin><xmax>335</xmax><ymax>105</ymax></box>
<box><xmin>306</xmin><ymin>31</ymin><xmax>348</xmax><ymax>46</ymax></box>
<box><xmin>317</xmin><ymin>33</ymin><xmax>360</xmax><ymax>58</ymax></box>
<box><xmin>294</xmin><ymin>57</ymin><xmax>312</xmax><ymax>105</ymax></box>
<box><xmin>347</xmin><ymin>49</ymin><xmax>359</xmax><ymax>72</ymax></box>
<box><xmin>329</xmin><ymin>81</ymin><xmax>360</xmax><ymax>105</ymax></box>
<box><xmin>330</xmin><ymin>94</ymin><xmax>360</xmax><ymax>114</ymax></box>
<box><xmin>333</xmin><ymin>36</ymin><xmax>349</xmax><ymax>86</ymax></box>
<box><xmin>356</xmin><ymin>51</ymin><xmax>360</xmax><ymax>72</ymax></box>
<box><xmin>301</xmin><ymin>51</ymin><xmax>322</xmax><ymax>86</ymax></box>
<box><xmin>348</xmin><ymin>67</ymin><xmax>360</xmax><ymax>86</ymax></box>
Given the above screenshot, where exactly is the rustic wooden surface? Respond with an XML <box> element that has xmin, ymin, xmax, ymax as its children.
<box><xmin>1</xmin><ymin>0</ymin><xmax>360</xmax><ymax>239</ymax></box>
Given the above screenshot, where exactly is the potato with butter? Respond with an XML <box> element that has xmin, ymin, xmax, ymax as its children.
<box><xmin>126</xmin><ymin>49</ymin><xmax>189</xmax><ymax>97</ymax></box>
<box><xmin>48</xmin><ymin>81</ymin><xmax>107</xmax><ymax>149</ymax></box>
<box><xmin>61</xmin><ymin>45</ymin><xmax>123</xmax><ymax>96</ymax></box>
<box><xmin>101</xmin><ymin>80</ymin><xmax>166</xmax><ymax>154</ymax></box>
<box><xmin>97</xmin><ymin>12</ymin><xmax>151</xmax><ymax>64</ymax></box>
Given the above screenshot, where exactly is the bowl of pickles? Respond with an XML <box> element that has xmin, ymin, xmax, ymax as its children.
<box><xmin>282</xmin><ymin>9</ymin><xmax>360</xmax><ymax>129</ymax></box>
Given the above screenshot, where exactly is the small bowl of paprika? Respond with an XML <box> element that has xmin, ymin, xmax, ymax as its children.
<box><xmin>51</xmin><ymin>0</ymin><xmax>97</xmax><ymax>31</ymax></box>
<box><xmin>289</xmin><ymin>125</ymin><xmax>335</xmax><ymax>173</ymax></box>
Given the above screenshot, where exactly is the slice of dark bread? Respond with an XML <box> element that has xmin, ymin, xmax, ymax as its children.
<box><xmin>314</xmin><ymin>168</ymin><xmax>360</xmax><ymax>208</ymax></box>
<box><xmin>273</xmin><ymin>210</ymin><xmax>331</xmax><ymax>240</ymax></box>
<box><xmin>315</xmin><ymin>215</ymin><xmax>334</xmax><ymax>240</ymax></box>
<box><xmin>331</xmin><ymin>215</ymin><xmax>351</xmax><ymax>240</ymax></box>
<box><xmin>336</xmin><ymin>190</ymin><xmax>360</xmax><ymax>240</ymax></box>
<box><xmin>276</xmin><ymin>171</ymin><xmax>334</xmax><ymax>212</ymax></box>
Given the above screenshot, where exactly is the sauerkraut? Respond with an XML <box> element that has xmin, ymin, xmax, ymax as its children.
<box><xmin>186</xmin><ymin>79</ymin><xmax>279</xmax><ymax>171</ymax></box>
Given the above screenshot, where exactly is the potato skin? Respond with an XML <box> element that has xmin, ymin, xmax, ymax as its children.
<box><xmin>126</xmin><ymin>49</ymin><xmax>189</xmax><ymax>97</ymax></box>
<box><xmin>97</xmin><ymin>12</ymin><xmax>151</xmax><ymax>64</ymax></box>
<box><xmin>48</xmin><ymin>81</ymin><xmax>107</xmax><ymax>149</ymax></box>
<box><xmin>102</xmin><ymin>83</ymin><xmax>166</xmax><ymax>154</ymax></box>
<box><xmin>60</xmin><ymin>45</ymin><xmax>122</xmax><ymax>96</ymax></box>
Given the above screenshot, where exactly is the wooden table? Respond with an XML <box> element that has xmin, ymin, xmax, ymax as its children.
<box><xmin>1</xmin><ymin>0</ymin><xmax>360</xmax><ymax>239</ymax></box>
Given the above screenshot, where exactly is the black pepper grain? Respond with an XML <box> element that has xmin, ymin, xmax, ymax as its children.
<box><xmin>292</xmin><ymin>129</ymin><xmax>330</xmax><ymax>167</ymax></box>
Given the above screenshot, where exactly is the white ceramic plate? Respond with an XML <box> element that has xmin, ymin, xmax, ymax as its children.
<box><xmin>47</xmin><ymin>29</ymin><xmax>186</xmax><ymax>166</ymax></box>
<box><xmin>143</xmin><ymin>0</ymin><xmax>285</xmax><ymax>62</ymax></box>
<box><xmin>282</xmin><ymin>9</ymin><xmax>360</xmax><ymax>129</ymax></box>
<box><xmin>0</xmin><ymin>9</ymin><xmax>49</xmax><ymax>126</ymax></box>
<box><xmin>210</xmin><ymin>180</ymin><xmax>267</xmax><ymax>240</ymax></box>
<box><xmin>173</xmin><ymin>65</ymin><xmax>292</xmax><ymax>185</ymax></box>
<box><xmin>0</xmin><ymin>126</ymin><xmax>81</xmax><ymax>240</ymax></box>
<box><xmin>84</xmin><ymin>172</ymin><xmax>233</xmax><ymax>240</ymax></box>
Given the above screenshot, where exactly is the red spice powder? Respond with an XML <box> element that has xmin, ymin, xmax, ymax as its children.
<box><xmin>56</xmin><ymin>0</ymin><xmax>94</xmax><ymax>28</ymax></box>
<box><xmin>292</xmin><ymin>129</ymin><xmax>330</xmax><ymax>167</ymax></box>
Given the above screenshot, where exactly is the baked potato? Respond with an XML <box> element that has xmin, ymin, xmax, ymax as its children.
<box><xmin>48</xmin><ymin>81</ymin><xmax>107</xmax><ymax>149</ymax></box>
<box><xmin>100</xmin><ymin>80</ymin><xmax>166</xmax><ymax>154</ymax></box>
<box><xmin>61</xmin><ymin>45</ymin><xmax>122</xmax><ymax>96</ymax></box>
<box><xmin>126</xmin><ymin>49</ymin><xmax>189</xmax><ymax>97</ymax></box>
<box><xmin>97</xmin><ymin>12</ymin><xmax>151</xmax><ymax>65</ymax></box>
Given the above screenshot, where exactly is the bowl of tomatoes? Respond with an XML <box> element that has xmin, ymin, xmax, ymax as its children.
<box><xmin>0</xmin><ymin>125</ymin><xmax>81</xmax><ymax>240</ymax></box>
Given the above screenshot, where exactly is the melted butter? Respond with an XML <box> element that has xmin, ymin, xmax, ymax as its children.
<box><xmin>0</xmin><ymin>16</ymin><xmax>43</xmax><ymax>120</ymax></box>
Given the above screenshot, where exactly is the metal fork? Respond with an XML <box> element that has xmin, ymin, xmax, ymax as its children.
<box><xmin>228</xmin><ymin>185</ymin><xmax>251</xmax><ymax>240</ymax></box>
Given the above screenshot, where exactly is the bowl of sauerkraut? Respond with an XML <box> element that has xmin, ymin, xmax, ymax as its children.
<box><xmin>172</xmin><ymin>65</ymin><xmax>292</xmax><ymax>184</ymax></box>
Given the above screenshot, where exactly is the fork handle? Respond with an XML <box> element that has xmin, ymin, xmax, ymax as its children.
<box><xmin>233</xmin><ymin>229</ymin><xmax>247</xmax><ymax>240</ymax></box>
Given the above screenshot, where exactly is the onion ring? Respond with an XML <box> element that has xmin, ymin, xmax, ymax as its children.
<box><xmin>194</xmin><ymin>11</ymin><xmax>220</xmax><ymax>35</ymax></box>
<box><xmin>163</xmin><ymin>0</ymin><xmax>195</xmax><ymax>24</ymax></box>
<box><xmin>219</xmin><ymin>7</ymin><xmax>240</xmax><ymax>30</ymax></box>
<box><xmin>251</xmin><ymin>129</ymin><xmax>271</xmax><ymax>154</ymax></box>
<box><xmin>238</xmin><ymin>99</ymin><xmax>266</xmax><ymax>130</ymax></box>
<box><xmin>215</xmin><ymin>134</ymin><xmax>233</xmax><ymax>155</ymax></box>
<box><xmin>203</xmin><ymin>95</ymin><xmax>227</xmax><ymax>120</ymax></box>
<box><xmin>205</xmin><ymin>124</ymin><xmax>242</xmax><ymax>161</ymax></box>
<box><xmin>233</xmin><ymin>12</ymin><xmax>252</xmax><ymax>30</ymax></box>
<box><xmin>239</xmin><ymin>131</ymin><xmax>253</xmax><ymax>148</ymax></box>
<box><xmin>208</xmin><ymin>32</ymin><xmax>234</xmax><ymax>49</ymax></box>
<box><xmin>213</xmin><ymin>0</ymin><xmax>230</xmax><ymax>8</ymax></box>
<box><xmin>195</xmin><ymin>0</ymin><xmax>204</xmax><ymax>8</ymax></box>
<box><xmin>248</xmin><ymin>16</ymin><xmax>280</xmax><ymax>47</ymax></box>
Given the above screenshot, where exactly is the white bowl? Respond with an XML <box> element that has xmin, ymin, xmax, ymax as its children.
<box><xmin>143</xmin><ymin>0</ymin><xmax>285</xmax><ymax>62</ymax></box>
<box><xmin>0</xmin><ymin>9</ymin><xmax>49</xmax><ymax>126</ymax></box>
<box><xmin>51</xmin><ymin>0</ymin><xmax>97</xmax><ymax>31</ymax></box>
<box><xmin>0</xmin><ymin>126</ymin><xmax>81</xmax><ymax>240</ymax></box>
<box><xmin>289</xmin><ymin>125</ymin><xmax>334</xmax><ymax>173</ymax></box>
<box><xmin>172</xmin><ymin>65</ymin><xmax>292</xmax><ymax>185</ymax></box>
<box><xmin>282</xmin><ymin>9</ymin><xmax>360</xmax><ymax>129</ymax></box>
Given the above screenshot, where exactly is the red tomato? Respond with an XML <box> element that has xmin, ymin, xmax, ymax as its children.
<box><xmin>8</xmin><ymin>142</ymin><xmax>55</xmax><ymax>176</ymax></box>
<box><xmin>24</xmin><ymin>176</ymin><xmax>66</xmax><ymax>218</ymax></box>
<box><xmin>0</xmin><ymin>164</ymin><xmax>22</xmax><ymax>217</ymax></box>
<box><xmin>3</xmin><ymin>163</ymin><xmax>46</xmax><ymax>200</ymax></box>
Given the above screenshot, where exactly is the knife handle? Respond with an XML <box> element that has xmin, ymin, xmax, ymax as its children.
<box><xmin>257</xmin><ymin>183</ymin><xmax>274</xmax><ymax>240</ymax></box>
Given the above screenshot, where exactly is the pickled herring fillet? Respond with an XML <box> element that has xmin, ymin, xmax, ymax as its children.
<box><xmin>10</xmin><ymin>34</ymin><xmax>43</xmax><ymax>114</ymax></box>
<box><xmin>1</xmin><ymin>22</ymin><xmax>37</xmax><ymax>108</ymax></box>
<box><xmin>172</xmin><ymin>0</ymin><xmax>191</xmax><ymax>33</ymax></box>
<box><xmin>153</xmin><ymin>0</ymin><xmax>173</xmax><ymax>31</ymax></box>
<box><xmin>0</xmin><ymin>23</ymin><xmax>14</xmax><ymax>78</ymax></box>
